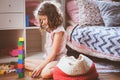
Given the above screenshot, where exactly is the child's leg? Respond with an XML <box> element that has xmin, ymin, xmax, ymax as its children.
<box><xmin>25</xmin><ymin>58</ymin><xmax>44</xmax><ymax>71</ymax></box>
<box><xmin>25</xmin><ymin>62</ymin><xmax>38</xmax><ymax>71</ymax></box>
<box><xmin>25</xmin><ymin>58</ymin><xmax>43</xmax><ymax>64</ymax></box>
<box><xmin>41</xmin><ymin>61</ymin><xmax>58</xmax><ymax>78</ymax></box>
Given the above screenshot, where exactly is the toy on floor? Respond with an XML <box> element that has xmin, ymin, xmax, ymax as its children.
<box><xmin>0</xmin><ymin>62</ymin><xmax>17</xmax><ymax>75</ymax></box>
<box><xmin>17</xmin><ymin>37</ymin><xmax>25</xmax><ymax>78</ymax></box>
<box><xmin>10</xmin><ymin>48</ymin><xmax>18</xmax><ymax>57</ymax></box>
<box><xmin>28</xmin><ymin>71</ymin><xmax>32</xmax><ymax>77</ymax></box>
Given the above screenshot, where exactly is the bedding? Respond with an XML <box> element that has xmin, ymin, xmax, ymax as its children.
<box><xmin>76</xmin><ymin>0</ymin><xmax>104</xmax><ymax>27</ymax></box>
<box><xmin>67</xmin><ymin>25</ymin><xmax>120</xmax><ymax>61</ymax></box>
<box><xmin>65</xmin><ymin>0</ymin><xmax>120</xmax><ymax>61</ymax></box>
<box><xmin>66</xmin><ymin>0</ymin><xmax>79</xmax><ymax>24</ymax></box>
<box><xmin>96</xmin><ymin>1</ymin><xmax>120</xmax><ymax>27</ymax></box>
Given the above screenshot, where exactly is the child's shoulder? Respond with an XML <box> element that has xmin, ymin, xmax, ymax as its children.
<box><xmin>53</xmin><ymin>26</ymin><xmax>65</xmax><ymax>33</ymax></box>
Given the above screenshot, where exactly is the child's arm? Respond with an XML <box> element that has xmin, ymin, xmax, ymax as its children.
<box><xmin>32</xmin><ymin>31</ymin><xmax>64</xmax><ymax>77</ymax></box>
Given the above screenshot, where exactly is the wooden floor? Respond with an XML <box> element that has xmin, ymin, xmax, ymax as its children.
<box><xmin>98</xmin><ymin>72</ymin><xmax>120</xmax><ymax>80</ymax></box>
<box><xmin>0</xmin><ymin>71</ymin><xmax>120</xmax><ymax>80</ymax></box>
<box><xmin>0</xmin><ymin>51</ymin><xmax>120</xmax><ymax>80</ymax></box>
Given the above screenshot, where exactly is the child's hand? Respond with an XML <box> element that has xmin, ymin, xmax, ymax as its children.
<box><xmin>32</xmin><ymin>65</ymin><xmax>42</xmax><ymax>78</ymax></box>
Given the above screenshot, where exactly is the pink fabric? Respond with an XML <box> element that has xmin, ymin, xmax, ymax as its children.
<box><xmin>10</xmin><ymin>49</ymin><xmax>18</xmax><ymax>57</ymax></box>
<box><xmin>43</xmin><ymin>26</ymin><xmax>67</xmax><ymax>60</ymax></box>
<box><xmin>66</xmin><ymin>0</ymin><xmax>79</xmax><ymax>24</ymax></box>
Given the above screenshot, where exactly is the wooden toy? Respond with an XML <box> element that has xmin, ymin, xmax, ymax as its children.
<box><xmin>18</xmin><ymin>54</ymin><xmax>24</xmax><ymax>59</ymax></box>
<box><xmin>17</xmin><ymin>37</ymin><xmax>25</xmax><ymax>78</ymax></box>
<box><xmin>18</xmin><ymin>72</ymin><xmax>24</xmax><ymax>78</ymax></box>
<box><xmin>0</xmin><ymin>70</ymin><xmax>5</xmax><ymax>75</ymax></box>
<box><xmin>18</xmin><ymin>59</ymin><xmax>23</xmax><ymax>64</ymax></box>
<box><xmin>18</xmin><ymin>41</ymin><xmax>23</xmax><ymax>46</ymax></box>
<box><xmin>17</xmin><ymin>64</ymin><xmax>24</xmax><ymax>69</ymax></box>
<box><xmin>16</xmin><ymin>69</ymin><xmax>24</xmax><ymax>73</ymax></box>
<box><xmin>28</xmin><ymin>71</ymin><xmax>32</xmax><ymax>77</ymax></box>
<box><xmin>18</xmin><ymin>50</ymin><xmax>24</xmax><ymax>54</ymax></box>
<box><xmin>0</xmin><ymin>62</ymin><xmax>17</xmax><ymax>75</ymax></box>
<box><xmin>19</xmin><ymin>37</ymin><xmax>24</xmax><ymax>42</ymax></box>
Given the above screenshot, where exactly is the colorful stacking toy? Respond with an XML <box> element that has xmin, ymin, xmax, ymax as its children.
<box><xmin>17</xmin><ymin>37</ymin><xmax>25</xmax><ymax>78</ymax></box>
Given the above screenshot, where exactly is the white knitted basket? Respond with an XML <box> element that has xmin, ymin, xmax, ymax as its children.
<box><xmin>57</xmin><ymin>54</ymin><xmax>93</xmax><ymax>76</ymax></box>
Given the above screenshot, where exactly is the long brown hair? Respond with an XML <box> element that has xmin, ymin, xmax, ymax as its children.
<box><xmin>34</xmin><ymin>1</ymin><xmax>63</xmax><ymax>29</ymax></box>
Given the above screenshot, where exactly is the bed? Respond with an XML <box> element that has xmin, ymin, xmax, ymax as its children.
<box><xmin>66</xmin><ymin>0</ymin><xmax>120</xmax><ymax>61</ymax></box>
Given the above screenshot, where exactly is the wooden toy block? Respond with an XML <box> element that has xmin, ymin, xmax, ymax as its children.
<box><xmin>18</xmin><ymin>46</ymin><xmax>24</xmax><ymax>50</ymax></box>
<box><xmin>18</xmin><ymin>50</ymin><xmax>24</xmax><ymax>54</ymax></box>
<box><xmin>18</xmin><ymin>59</ymin><xmax>24</xmax><ymax>64</ymax></box>
<box><xmin>28</xmin><ymin>71</ymin><xmax>32</xmax><ymax>77</ymax></box>
<box><xmin>18</xmin><ymin>41</ymin><xmax>23</xmax><ymax>46</ymax></box>
<box><xmin>18</xmin><ymin>72</ymin><xmax>24</xmax><ymax>78</ymax></box>
<box><xmin>19</xmin><ymin>37</ymin><xmax>24</xmax><ymax>42</ymax></box>
<box><xmin>17</xmin><ymin>64</ymin><xmax>24</xmax><ymax>69</ymax></box>
<box><xmin>0</xmin><ymin>70</ymin><xmax>5</xmax><ymax>75</ymax></box>
<box><xmin>18</xmin><ymin>54</ymin><xmax>24</xmax><ymax>59</ymax></box>
<box><xmin>16</xmin><ymin>69</ymin><xmax>24</xmax><ymax>73</ymax></box>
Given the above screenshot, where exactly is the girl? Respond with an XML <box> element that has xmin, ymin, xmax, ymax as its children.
<box><xmin>25</xmin><ymin>1</ymin><xmax>67</xmax><ymax>79</ymax></box>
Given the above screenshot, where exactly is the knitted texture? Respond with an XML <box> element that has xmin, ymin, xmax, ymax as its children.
<box><xmin>53</xmin><ymin>63</ymin><xmax>98</xmax><ymax>80</ymax></box>
<box><xmin>53</xmin><ymin>54</ymin><xmax>98</xmax><ymax>80</ymax></box>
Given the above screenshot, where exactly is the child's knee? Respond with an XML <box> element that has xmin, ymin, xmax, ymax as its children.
<box><xmin>41</xmin><ymin>70</ymin><xmax>52</xmax><ymax>78</ymax></box>
<box><xmin>41</xmin><ymin>68</ymin><xmax>53</xmax><ymax>78</ymax></box>
<box><xmin>41</xmin><ymin>61</ymin><xmax>57</xmax><ymax>78</ymax></box>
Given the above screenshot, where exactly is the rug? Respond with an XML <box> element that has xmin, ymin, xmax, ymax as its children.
<box><xmin>93</xmin><ymin>57</ymin><xmax>120</xmax><ymax>73</ymax></box>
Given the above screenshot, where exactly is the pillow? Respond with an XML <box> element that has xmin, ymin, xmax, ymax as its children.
<box><xmin>76</xmin><ymin>0</ymin><xmax>104</xmax><ymax>27</ymax></box>
<box><xmin>68</xmin><ymin>26</ymin><xmax>120</xmax><ymax>61</ymax></box>
<box><xmin>97</xmin><ymin>1</ymin><xmax>120</xmax><ymax>27</ymax></box>
<box><xmin>66</xmin><ymin>0</ymin><xmax>79</xmax><ymax>24</ymax></box>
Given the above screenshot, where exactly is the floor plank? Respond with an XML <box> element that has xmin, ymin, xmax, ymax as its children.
<box><xmin>98</xmin><ymin>72</ymin><xmax>120</xmax><ymax>80</ymax></box>
<box><xmin>0</xmin><ymin>71</ymin><xmax>120</xmax><ymax>80</ymax></box>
